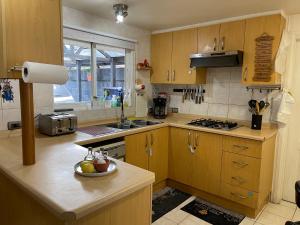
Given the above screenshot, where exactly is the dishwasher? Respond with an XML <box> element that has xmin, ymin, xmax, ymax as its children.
<box><xmin>82</xmin><ymin>137</ymin><xmax>126</xmax><ymax>161</ymax></box>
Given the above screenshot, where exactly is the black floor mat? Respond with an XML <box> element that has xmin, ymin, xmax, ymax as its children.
<box><xmin>181</xmin><ymin>199</ymin><xmax>245</xmax><ymax>225</ymax></box>
<box><xmin>152</xmin><ymin>188</ymin><xmax>191</xmax><ymax>222</ymax></box>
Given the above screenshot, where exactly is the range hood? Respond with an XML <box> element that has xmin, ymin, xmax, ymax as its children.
<box><xmin>190</xmin><ymin>50</ymin><xmax>243</xmax><ymax>68</ymax></box>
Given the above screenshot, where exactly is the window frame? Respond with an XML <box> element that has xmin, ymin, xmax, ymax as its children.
<box><xmin>55</xmin><ymin>26</ymin><xmax>137</xmax><ymax>111</ymax></box>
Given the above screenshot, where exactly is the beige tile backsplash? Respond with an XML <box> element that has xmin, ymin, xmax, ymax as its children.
<box><xmin>153</xmin><ymin>67</ymin><xmax>273</xmax><ymax>122</ymax></box>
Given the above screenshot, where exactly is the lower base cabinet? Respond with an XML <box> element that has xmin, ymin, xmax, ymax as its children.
<box><xmin>125</xmin><ymin>127</ymin><xmax>169</xmax><ymax>184</ymax></box>
<box><xmin>169</xmin><ymin>127</ymin><xmax>222</xmax><ymax>195</ymax></box>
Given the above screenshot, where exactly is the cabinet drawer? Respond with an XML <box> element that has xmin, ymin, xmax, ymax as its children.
<box><xmin>221</xmin><ymin>183</ymin><xmax>258</xmax><ymax>208</ymax></box>
<box><xmin>223</xmin><ymin>136</ymin><xmax>262</xmax><ymax>158</ymax></box>
<box><xmin>222</xmin><ymin>152</ymin><xmax>261</xmax><ymax>191</ymax></box>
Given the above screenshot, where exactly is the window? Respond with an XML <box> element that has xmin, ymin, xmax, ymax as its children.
<box><xmin>54</xmin><ymin>39</ymin><xmax>131</xmax><ymax>108</ymax></box>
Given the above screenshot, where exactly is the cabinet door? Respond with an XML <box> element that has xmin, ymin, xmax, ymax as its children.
<box><xmin>198</xmin><ymin>24</ymin><xmax>220</xmax><ymax>53</ymax></box>
<box><xmin>242</xmin><ymin>14</ymin><xmax>285</xmax><ymax>85</ymax></box>
<box><xmin>219</xmin><ymin>20</ymin><xmax>245</xmax><ymax>51</ymax></box>
<box><xmin>2</xmin><ymin>0</ymin><xmax>63</xmax><ymax>79</ymax></box>
<box><xmin>148</xmin><ymin>127</ymin><xmax>169</xmax><ymax>184</ymax></box>
<box><xmin>169</xmin><ymin>128</ymin><xmax>193</xmax><ymax>186</ymax></box>
<box><xmin>191</xmin><ymin>132</ymin><xmax>222</xmax><ymax>195</ymax></box>
<box><xmin>151</xmin><ymin>32</ymin><xmax>172</xmax><ymax>84</ymax></box>
<box><xmin>171</xmin><ymin>28</ymin><xmax>205</xmax><ymax>84</ymax></box>
<box><xmin>125</xmin><ymin>132</ymin><xmax>149</xmax><ymax>170</ymax></box>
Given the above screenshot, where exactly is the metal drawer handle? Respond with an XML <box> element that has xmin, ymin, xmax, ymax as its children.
<box><xmin>231</xmin><ymin>176</ymin><xmax>245</xmax><ymax>184</ymax></box>
<box><xmin>233</xmin><ymin>145</ymin><xmax>249</xmax><ymax>150</ymax></box>
<box><xmin>230</xmin><ymin>192</ymin><xmax>248</xmax><ymax>199</ymax></box>
<box><xmin>188</xmin><ymin>131</ymin><xmax>195</xmax><ymax>154</ymax></box>
<box><xmin>232</xmin><ymin>161</ymin><xmax>248</xmax><ymax>168</ymax></box>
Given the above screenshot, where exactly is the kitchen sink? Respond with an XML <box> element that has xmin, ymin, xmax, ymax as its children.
<box><xmin>104</xmin><ymin>120</ymin><xmax>162</xmax><ymax>130</ymax></box>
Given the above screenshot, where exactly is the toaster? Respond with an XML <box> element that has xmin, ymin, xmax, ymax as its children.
<box><xmin>38</xmin><ymin>113</ymin><xmax>77</xmax><ymax>136</ymax></box>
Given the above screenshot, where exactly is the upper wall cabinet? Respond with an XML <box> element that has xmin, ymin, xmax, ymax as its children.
<box><xmin>151</xmin><ymin>32</ymin><xmax>173</xmax><ymax>84</ymax></box>
<box><xmin>151</xmin><ymin>29</ymin><xmax>206</xmax><ymax>84</ymax></box>
<box><xmin>0</xmin><ymin>0</ymin><xmax>63</xmax><ymax>79</ymax></box>
<box><xmin>198</xmin><ymin>21</ymin><xmax>245</xmax><ymax>53</ymax></box>
<box><xmin>219</xmin><ymin>20</ymin><xmax>245</xmax><ymax>51</ymax></box>
<box><xmin>242</xmin><ymin>14</ymin><xmax>285</xmax><ymax>85</ymax></box>
<box><xmin>197</xmin><ymin>24</ymin><xmax>220</xmax><ymax>53</ymax></box>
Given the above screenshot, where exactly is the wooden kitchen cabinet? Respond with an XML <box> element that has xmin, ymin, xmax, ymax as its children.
<box><xmin>151</xmin><ymin>32</ymin><xmax>173</xmax><ymax>84</ymax></box>
<box><xmin>169</xmin><ymin>128</ymin><xmax>222</xmax><ymax>194</ymax></box>
<box><xmin>125</xmin><ymin>127</ymin><xmax>169</xmax><ymax>184</ymax></box>
<box><xmin>242</xmin><ymin>14</ymin><xmax>285</xmax><ymax>85</ymax></box>
<box><xmin>169</xmin><ymin>128</ymin><xmax>193</xmax><ymax>186</ymax></box>
<box><xmin>219</xmin><ymin>20</ymin><xmax>245</xmax><ymax>51</ymax></box>
<box><xmin>125</xmin><ymin>132</ymin><xmax>149</xmax><ymax>170</ymax></box>
<box><xmin>191</xmin><ymin>131</ymin><xmax>222</xmax><ymax>195</ymax></box>
<box><xmin>151</xmin><ymin>29</ymin><xmax>206</xmax><ymax>84</ymax></box>
<box><xmin>171</xmin><ymin>28</ymin><xmax>206</xmax><ymax>84</ymax></box>
<box><xmin>198</xmin><ymin>24</ymin><xmax>220</xmax><ymax>53</ymax></box>
<box><xmin>0</xmin><ymin>0</ymin><xmax>63</xmax><ymax>78</ymax></box>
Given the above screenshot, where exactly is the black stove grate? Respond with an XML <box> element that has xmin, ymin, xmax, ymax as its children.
<box><xmin>187</xmin><ymin>118</ymin><xmax>238</xmax><ymax>130</ymax></box>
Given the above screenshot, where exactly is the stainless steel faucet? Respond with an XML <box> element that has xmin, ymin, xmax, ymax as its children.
<box><xmin>120</xmin><ymin>90</ymin><xmax>126</xmax><ymax>124</ymax></box>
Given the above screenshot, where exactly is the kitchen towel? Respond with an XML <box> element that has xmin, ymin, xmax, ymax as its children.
<box><xmin>22</xmin><ymin>61</ymin><xmax>68</xmax><ymax>84</ymax></box>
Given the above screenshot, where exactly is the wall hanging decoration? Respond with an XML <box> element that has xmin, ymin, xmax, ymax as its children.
<box><xmin>0</xmin><ymin>79</ymin><xmax>14</xmax><ymax>102</ymax></box>
<box><xmin>254</xmin><ymin>33</ymin><xmax>274</xmax><ymax>82</ymax></box>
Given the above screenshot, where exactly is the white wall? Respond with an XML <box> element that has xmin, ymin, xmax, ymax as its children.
<box><xmin>153</xmin><ymin>67</ymin><xmax>273</xmax><ymax>122</ymax></box>
<box><xmin>0</xmin><ymin>6</ymin><xmax>151</xmax><ymax>130</ymax></box>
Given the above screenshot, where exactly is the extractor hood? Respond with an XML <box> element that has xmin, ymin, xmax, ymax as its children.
<box><xmin>190</xmin><ymin>50</ymin><xmax>243</xmax><ymax>68</ymax></box>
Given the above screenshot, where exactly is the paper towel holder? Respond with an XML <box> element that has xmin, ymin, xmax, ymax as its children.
<box><xmin>9</xmin><ymin>65</ymin><xmax>23</xmax><ymax>72</ymax></box>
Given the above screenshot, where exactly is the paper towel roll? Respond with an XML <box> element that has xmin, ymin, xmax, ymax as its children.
<box><xmin>22</xmin><ymin>61</ymin><xmax>68</xmax><ymax>84</ymax></box>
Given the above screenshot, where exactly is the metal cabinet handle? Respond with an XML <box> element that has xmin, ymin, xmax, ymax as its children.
<box><xmin>188</xmin><ymin>131</ymin><xmax>195</xmax><ymax>154</ymax></box>
<box><xmin>231</xmin><ymin>176</ymin><xmax>245</xmax><ymax>184</ymax></box>
<box><xmin>232</xmin><ymin>161</ymin><xmax>248</xmax><ymax>168</ymax></box>
<box><xmin>173</xmin><ymin>70</ymin><xmax>176</xmax><ymax>81</ymax></box>
<box><xmin>195</xmin><ymin>133</ymin><xmax>199</xmax><ymax>148</ymax></box>
<box><xmin>243</xmin><ymin>66</ymin><xmax>248</xmax><ymax>81</ymax></box>
<box><xmin>233</xmin><ymin>145</ymin><xmax>249</xmax><ymax>150</ymax></box>
<box><xmin>213</xmin><ymin>38</ymin><xmax>217</xmax><ymax>51</ymax></box>
<box><xmin>145</xmin><ymin>135</ymin><xmax>148</xmax><ymax>149</ymax></box>
<box><xmin>230</xmin><ymin>192</ymin><xmax>247</xmax><ymax>199</ymax></box>
<box><xmin>221</xmin><ymin>36</ymin><xmax>225</xmax><ymax>51</ymax></box>
<box><xmin>150</xmin><ymin>133</ymin><xmax>154</xmax><ymax>145</ymax></box>
<box><xmin>167</xmin><ymin>70</ymin><xmax>170</xmax><ymax>81</ymax></box>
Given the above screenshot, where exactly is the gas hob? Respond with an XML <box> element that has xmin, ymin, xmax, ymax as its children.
<box><xmin>187</xmin><ymin>118</ymin><xmax>239</xmax><ymax>131</ymax></box>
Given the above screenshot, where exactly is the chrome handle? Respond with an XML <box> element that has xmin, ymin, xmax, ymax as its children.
<box><xmin>188</xmin><ymin>131</ymin><xmax>195</xmax><ymax>154</ymax></box>
<box><xmin>232</xmin><ymin>161</ymin><xmax>248</xmax><ymax>168</ymax></box>
<box><xmin>230</xmin><ymin>192</ymin><xmax>247</xmax><ymax>199</ymax></box>
<box><xmin>145</xmin><ymin>135</ymin><xmax>148</xmax><ymax>149</ymax></box>
<box><xmin>243</xmin><ymin>66</ymin><xmax>248</xmax><ymax>81</ymax></box>
<box><xmin>231</xmin><ymin>176</ymin><xmax>245</xmax><ymax>184</ymax></box>
<box><xmin>150</xmin><ymin>133</ymin><xmax>154</xmax><ymax>146</ymax></box>
<box><xmin>213</xmin><ymin>38</ymin><xmax>217</xmax><ymax>51</ymax></box>
<box><xmin>167</xmin><ymin>70</ymin><xmax>170</xmax><ymax>81</ymax></box>
<box><xmin>233</xmin><ymin>145</ymin><xmax>249</xmax><ymax>150</ymax></box>
<box><xmin>221</xmin><ymin>36</ymin><xmax>225</xmax><ymax>51</ymax></box>
<box><xmin>173</xmin><ymin>70</ymin><xmax>176</xmax><ymax>81</ymax></box>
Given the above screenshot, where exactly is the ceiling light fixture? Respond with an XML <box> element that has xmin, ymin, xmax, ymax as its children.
<box><xmin>113</xmin><ymin>3</ymin><xmax>128</xmax><ymax>23</ymax></box>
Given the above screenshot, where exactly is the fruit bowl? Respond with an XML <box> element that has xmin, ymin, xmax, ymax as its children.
<box><xmin>74</xmin><ymin>160</ymin><xmax>117</xmax><ymax>177</ymax></box>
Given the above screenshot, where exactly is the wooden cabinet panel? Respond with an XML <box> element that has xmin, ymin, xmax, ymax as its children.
<box><xmin>223</xmin><ymin>136</ymin><xmax>262</xmax><ymax>158</ymax></box>
<box><xmin>0</xmin><ymin>0</ymin><xmax>5</xmax><ymax>77</ymax></box>
<box><xmin>221</xmin><ymin>183</ymin><xmax>258</xmax><ymax>208</ymax></box>
<box><xmin>242</xmin><ymin>14</ymin><xmax>285</xmax><ymax>85</ymax></box>
<box><xmin>0</xmin><ymin>0</ymin><xmax>63</xmax><ymax>79</ymax></box>
<box><xmin>171</xmin><ymin>28</ymin><xmax>205</xmax><ymax>84</ymax></box>
<box><xmin>219</xmin><ymin>20</ymin><xmax>245</xmax><ymax>51</ymax></box>
<box><xmin>151</xmin><ymin>32</ymin><xmax>173</xmax><ymax>84</ymax></box>
<box><xmin>149</xmin><ymin>127</ymin><xmax>169</xmax><ymax>184</ymax></box>
<box><xmin>125</xmin><ymin>132</ymin><xmax>149</xmax><ymax>170</ymax></box>
<box><xmin>169</xmin><ymin>128</ymin><xmax>193</xmax><ymax>186</ymax></box>
<box><xmin>222</xmin><ymin>152</ymin><xmax>261</xmax><ymax>192</ymax></box>
<box><xmin>198</xmin><ymin>24</ymin><xmax>220</xmax><ymax>53</ymax></box>
<box><xmin>191</xmin><ymin>132</ymin><xmax>222</xmax><ymax>195</ymax></box>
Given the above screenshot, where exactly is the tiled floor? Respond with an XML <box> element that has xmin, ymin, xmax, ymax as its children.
<box><xmin>152</xmin><ymin>197</ymin><xmax>299</xmax><ymax>225</ymax></box>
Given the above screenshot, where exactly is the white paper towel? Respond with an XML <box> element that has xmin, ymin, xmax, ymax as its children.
<box><xmin>22</xmin><ymin>61</ymin><xmax>68</xmax><ymax>84</ymax></box>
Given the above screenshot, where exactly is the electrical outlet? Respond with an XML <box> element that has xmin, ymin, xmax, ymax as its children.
<box><xmin>7</xmin><ymin>121</ymin><xmax>22</xmax><ymax>130</ymax></box>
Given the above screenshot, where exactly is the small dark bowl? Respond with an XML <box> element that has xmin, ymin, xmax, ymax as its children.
<box><xmin>93</xmin><ymin>159</ymin><xmax>110</xmax><ymax>173</ymax></box>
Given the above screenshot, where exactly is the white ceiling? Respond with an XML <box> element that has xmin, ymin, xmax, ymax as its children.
<box><xmin>62</xmin><ymin>0</ymin><xmax>300</xmax><ymax>31</ymax></box>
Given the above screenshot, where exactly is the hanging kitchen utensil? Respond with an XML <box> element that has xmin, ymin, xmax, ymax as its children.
<box><xmin>182</xmin><ymin>89</ymin><xmax>185</xmax><ymax>103</ymax></box>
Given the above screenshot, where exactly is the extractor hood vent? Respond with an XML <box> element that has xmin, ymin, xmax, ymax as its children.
<box><xmin>190</xmin><ymin>50</ymin><xmax>243</xmax><ymax>68</ymax></box>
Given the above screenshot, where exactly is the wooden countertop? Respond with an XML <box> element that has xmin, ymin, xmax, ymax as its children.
<box><xmin>0</xmin><ymin>113</ymin><xmax>277</xmax><ymax>222</ymax></box>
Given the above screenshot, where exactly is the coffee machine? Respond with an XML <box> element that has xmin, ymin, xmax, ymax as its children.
<box><xmin>153</xmin><ymin>94</ymin><xmax>168</xmax><ymax>119</ymax></box>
